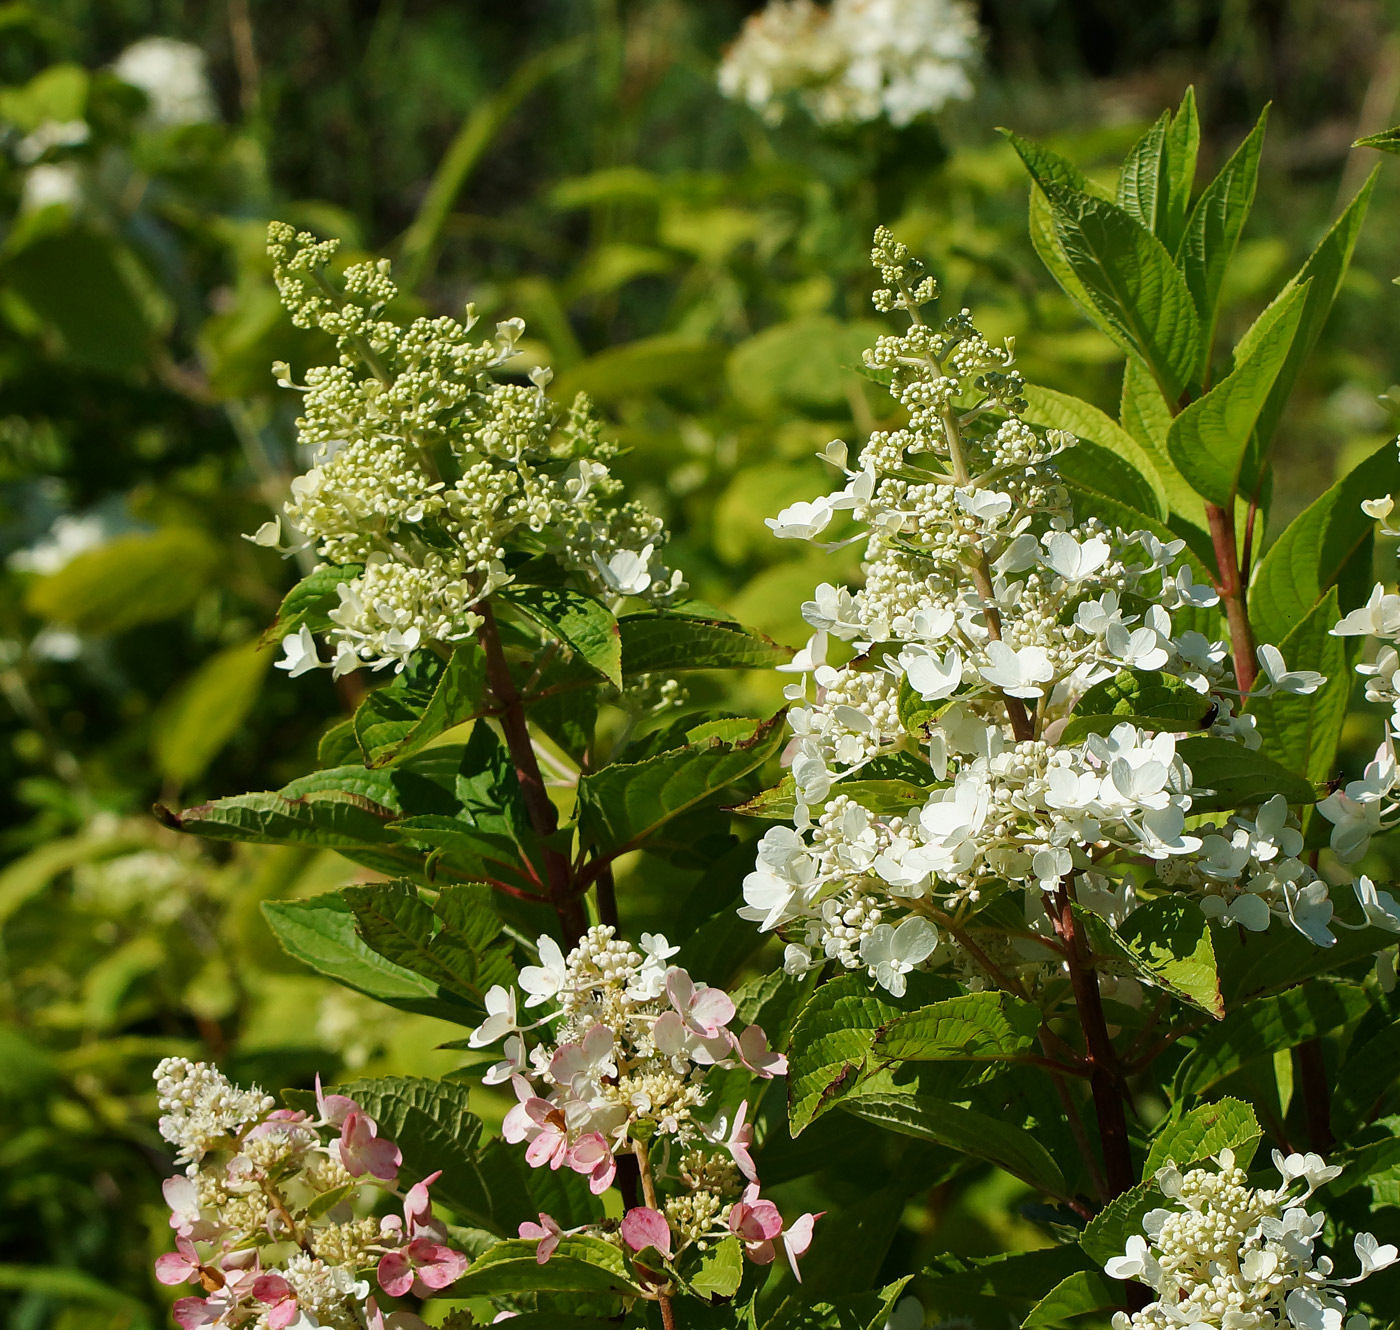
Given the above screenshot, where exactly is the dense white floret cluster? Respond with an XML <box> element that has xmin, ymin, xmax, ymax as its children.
<box><xmin>467</xmin><ymin>926</ymin><xmax>819</xmax><ymax>1277</ymax></box>
<box><xmin>743</xmin><ymin>229</ymin><xmax>1344</xmax><ymax>996</ymax></box>
<box><xmin>152</xmin><ymin>1058</ymin><xmax>466</xmax><ymax>1330</ymax></box>
<box><xmin>261</xmin><ymin>223</ymin><xmax>682</xmax><ymax>678</ymax></box>
<box><xmin>1107</xmin><ymin>1148</ymin><xmax>1394</xmax><ymax>1330</ymax></box>
<box><xmin>718</xmin><ymin>0</ymin><xmax>980</xmax><ymax>128</ymax></box>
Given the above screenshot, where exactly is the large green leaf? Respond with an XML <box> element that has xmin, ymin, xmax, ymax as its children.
<box><xmin>618</xmin><ymin>612</ymin><xmax>792</xmax><ymax>676</ymax></box>
<box><xmin>26</xmin><ymin>528</ymin><xmax>220</xmax><ymax>635</ymax></box>
<box><xmin>842</xmin><ymin>1092</ymin><xmax>1068</xmax><ymax>1198</ymax></box>
<box><xmin>551</xmin><ymin>334</ymin><xmax>725</xmax><ymax>402</ymax></box>
<box><xmin>919</xmin><ymin>1249</ymin><xmax>1094</xmax><ymax>1324</ymax></box>
<box><xmin>1246</xmin><ymin>589</ymin><xmax>1350</xmax><ymax>784</ymax></box>
<box><xmin>1173</xmin><ymin>981</ymin><xmax>1369</xmax><ymax>1097</ymax></box>
<box><xmin>1079</xmin><ymin>1179</ymin><xmax>1160</xmax><ymax>1266</ymax></box>
<box><xmin>1176</xmin><ymin>736</ymin><xmax>1317</xmax><ymax>811</ymax></box>
<box><xmin>1011</xmin><ymin>141</ymin><xmax>1201</xmax><ymax>399</ymax></box>
<box><xmin>1333</xmin><ymin>1020</ymin><xmax>1400</xmax><ymax>1139</ymax></box>
<box><xmin>1078</xmin><ymin>897</ymin><xmax>1222</xmax><ymax>1018</ymax></box>
<box><xmin>153</xmin><ymin>637</ymin><xmax>272</xmax><ymax>787</ymax></box>
<box><xmin>341</xmin><ymin>880</ymin><xmax>515</xmax><ymax>1009</ymax></box>
<box><xmin>504</xmin><ymin>585</ymin><xmax>621</xmax><ymax>688</ymax></box>
<box><xmin>352</xmin><ymin>645</ymin><xmax>486</xmax><ymax>767</ymax></box>
<box><xmin>1249</xmin><ymin>439</ymin><xmax>1400</xmax><ymax>649</ymax></box>
<box><xmin>786</xmin><ymin>971</ymin><xmax>955</xmax><ymax>1134</ymax></box>
<box><xmin>1118</xmin><ymin>91</ymin><xmax>1200</xmax><ymax>255</ymax></box>
<box><xmin>1022</xmin><ymin>1270</ymin><xmax>1119</xmax><ymax>1328</ymax></box>
<box><xmin>1165</xmin><ymin>280</ymin><xmax>1307</xmax><ymax>508</ymax></box>
<box><xmin>577</xmin><ymin>712</ymin><xmax>785</xmax><ymax>858</ymax></box>
<box><xmin>1176</xmin><ymin>107</ymin><xmax>1266</xmax><ymax>349</ymax></box>
<box><xmin>453</xmin><ymin>1236</ymin><xmax>640</xmax><ymax>1295</ymax></box>
<box><xmin>1143</xmin><ymin>1097</ymin><xmax>1261</xmax><ymax>1177</ymax></box>
<box><xmin>1022</xmin><ymin>384</ymin><xmax>1168</xmax><ymax>519</ymax></box>
<box><xmin>1061</xmin><ymin>668</ymin><xmax>1217</xmax><ymax>744</ymax></box>
<box><xmin>872</xmin><ymin>991</ymin><xmax>1041</xmax><ymax>1065</ymax></box>
<box><xmin>261</xmin><ymin>894</ymin><xmax>478</xmax><ymax>1023</ymax></box>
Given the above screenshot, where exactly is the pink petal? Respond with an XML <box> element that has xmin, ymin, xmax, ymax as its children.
<box><xmin>587</xmin><ymin>1153</ymin><xmax>616</xmax><ymax>1195</ymax></box>
<box><xmin>782</xmin><ymin>1212</ymin><xmax>823</xmax><ymax>1281</ymax></box>
<box><xmin>745</xmin><ymin>1239</ymin><xmax>776</xmax><ymax>1266</ymax></box>
<box><xmin>688</xmin><ymin>986</ymin><xmax>736</xmax><ymax>1035</ymax></box>
<box><xmin>268</xmin><ymin>1300</ymin><xmax>299</xmax><ymax>1329</ymax></box>
<box><xmin>666</xmin><ymin>969</ymin><xmax>695</xmax><ymax>1014</ymax></box>
<box><xmin>154</xmin><ymin>1252</ymin><xmax>199</xmax><ymax>1286</ymax></box>
<box><xmin>252</xmin><ymin>1274</ymin><xmax>291</xmax><ymax>1303</ymax></box>
<box><xmin>621</xmin><ymin>1208</ymin><xmax>672</xmax><ymax>1257</ymax></box>
<box><xmin>535</xmin><ymin>1231</ymin><xmax>560</xmax><ymax>1264</ymax></box>
<box><xmin>377</xmin><ymin>1251</ymin><xmax>413</xmax><ymax>1299</ymax></box>
<box><xmin>172</xmin><ymin>1297</ymin><xmax>215</xmax><ymax>1330</ymax></box>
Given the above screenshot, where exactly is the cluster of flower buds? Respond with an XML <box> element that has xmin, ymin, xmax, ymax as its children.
<box><xmin>718</xmin><ymin>0</ymin><xmax>980</xmax><ymax>129</ymax></box>
<box><xmin>259</xmin><ymin>223</ymin><xmax>683</xmax><ymax>679</ymax></box>
<box><xmin>741</xmin><ymin>227</ymin><xmax>1344</xmax><ymax>997</ymax></box>
<box><xmin>468</xmin><ymin>926</ymin><xmax>821</xmax><ymax>1280</ymax></box>
<box><xmin>1106</xmin><ymin>1148</ymin><xmax>1395</xmax><ymax>1330</ymax></box>
<box><xmin>152</xmin><ymin>1058</ymin><xmax>466</xmax><ymax>1330</ymax></box>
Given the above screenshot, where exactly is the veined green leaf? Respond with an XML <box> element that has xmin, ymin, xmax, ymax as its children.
<box><xmin>920</xmin><ymin>1248</ymin><xmax>1094</xmax><ymax>1323</ymax></box>
<box><xmin>1022</xmin><ymin>1270</ymin><xmax>1119</xmax><ymax>1327</ymax></box>
<box><xmin>1176</xmin><ymin>107</ymin><xmax>1267</xmax><ymax>352</ymax></box>
<box><xmin>1160</xmin><ymin>86</ymin><xmax>1200</xmax><ymax>254</ymax></box>
<box><xmin>1143</xmin><ymin>1098</ymin><xmax>1261</xmax><ymax>1177</ymax></box>
<box><xmin>503</xmin><ymin>585</ymin><xmax>621</xmax><ymax>688</ymax></box>
<box><xmin>1061</xmin><ymin>669</ymin><xmax>1217</xmax><ymax>744</ymax></box>
<box><xmin>1118</xmin><ymin>110</ymin><xmax>1188</xmax><ymax>245</ymax></box>
<box><xmin>1166</xmin><ymin>280</ymin><xmax>1307</xmax><ymax>508</ymax></box>
<box><xmin>1173</xmin><ymin>981</ymin><xmax>1369</xmax><ymax>1097</ymax></box>
<box><xmin>261</xmin><ymin>895</ymin><xmax>478</xmax><ymax>1023</ymax></box>
<box><xmin>1355</xmin><ymin>125</ymin><xmax>1400</xmax><ymax>153</ymax></box>
<box><xmin>1176</xmin><ymin>736</ymin><xmax>1317</xmax><ymax>812</ymax></box>
<box><xmin>685</xmin><ymin>1235</ymin><xmax>743</xmax><ymax>1300</ymax></box>
<box><xmin>873</xmin><ymin>991</ymin><xmax>1041</xmax><ymax>1064</ymax></box>
<box><xmin>454</xmin><ymin>1235</ymin><xmax>641</xmax><ymax>1295</ymax></box>
<box><xmin>618</xmin><ymin>612</ymin><xmax>792</xmax><ymax>675</ymax></box>
<box><xmin>1078</xmin><ymin>896</ymin><xmax>1222</xmax><ymax>1018</ymax></box>
<box><xmin>843</xmin><ymin>1092</ymin><xmax>1068</xmax><ymax>1198</ymax></box>
<box><xmin>1080</xmin><ymin>1179</ymin><xmax>1160</xmax><ymax>1265</ymax></box>
<box><xmin>1249</xmin><ymin>439</ymin><xmax>1400</xmax><ymax>650</ymax></box>
<box><xmin>352</xmin><ymin>645</ymin><xmax>486</xmax><ymax>767</ymax></box>
<box><xmin>1022</xmin><ymin>383</ymin><xmax>1168</xmax><ymax>519</ymax></box>
<box><xmin>577</xmin><ymin>711</ymin><xmax>785</xmax><ymax>858</ymax></box>
<box><xmin>262</xmin><ymin>563</ymin><xmax>363</xmax><ymax>644</ymax></box>
<box><xmin>1246</xmin><ymin>589</ymin><xmax>1350</xmax><ymax>784</ymax></box>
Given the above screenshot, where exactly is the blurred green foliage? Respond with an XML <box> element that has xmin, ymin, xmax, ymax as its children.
<box><xmin>5</xmin><ymin>0</ymin><xmax>1400</xmax><ymax>1325</ymax></box>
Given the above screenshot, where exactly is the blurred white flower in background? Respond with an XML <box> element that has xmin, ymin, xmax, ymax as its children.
<box><xmin>9</xmin><ymin>512</ymin><xmax>114</xmax><ymax>575</ymax></box>
<box><xmin>19</xmin><ymin>161</ymin><xmax>83</xmax><ymax>214</ymax></box>
<box><xmin>719</xmin><ymin>0</ymin><xmax>980</xmax><ymax>128</ymax></box>
<box><xmin>111</xmin><ymin>37</ymin><xmax>218</xmax><ymax>127</ymax></box>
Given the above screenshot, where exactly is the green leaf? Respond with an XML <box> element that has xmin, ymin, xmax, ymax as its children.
<box><xmin>1078</xmin><ymin>896</ymin><xmax>1222</xmax><ymax>1018</ymax></box>
<box><xmin>577</xmin><ymin>712</ymin><xmax>785</xmax><ymax>858</ymax></box>
<box><xmin>1060</xmin><ymin>668</ymin><xmax>1217</xmax><ymax>744</ymax></box>
<box><xmin>687</xmin><ymin>1235</ymin><xmax>744</xmax><ymax>1300</ymax></box>
<box><xmin>786</xmin><ymin>972</ymin><xmax>953</xmax><ymax>1134</ymax></box>
<box><xmin>618</xmin><ymin>612</ymin><xmax>793</xmax><ymax>676</ymax></box>
<box><xmin>1022</xmin><ymin>1270</ymin><xmax>1119</xmax><ymax>1327</ymax></box>
<box><xmin>842</xmin><ymin>1092</ymin><xmax>1068</xmax><ymax>1198</ymax></box>
<box><xmin>323</xmin><ymin>1076</ymin><xmax>495</xmax><ymax>1224</ymax></box>
<box><xmin>1249</xmin><ymin>439</ymin><xmax>1400</xmax><ymax>649</ymax></box>
<box><xmin>795</xmin><ymin>1184</ymin><xmax>909</xmax><ymax>1300</ymax></box>
<box><xmin>1161</xmin><ymin>86</ymin><xmax>1201</xmax><ymax>253</ymax></box>
<box><xmin>1062</xmin><ymin>481</ymin><xmax>1216</xmax><ymax>581</ymax></box>
<box><xmin>341</xmin><ymin>880</ymin><xmax>514</xmax><ymax>1009</ymax></box>
<box><xmin>1174</xmin><ymin>981</ymin><xmax>1369</xmax><ymax>1098</ymax></box>
<box><xmin>1010</xmin><ymin>141</ymin><xmax>1201</xmax><ymax>399</ymax></box>
<box><xmin>261</xmin><ymin>895</ymin><xmax>478</xmax><ymax>1023</ymax></box>
<box><xmin>352</xmin><ymin>646</ymin><xmax>486</xmax><ymax>766</ymax></box>
<box><xmin>25</xmin><ymin>528</ymin><xmax>220</xmax><ymax>635</ymax></box>
<box><xmin>1245</xmin><ymin>169</ymin><xmax>1377</xmax><ymax>461</ymax></box>
<box><xmin>1355</xmin><ymin>125</ymin><xmax>1400</xmax><ymax>153</ymax></box>
<box><xmin>731</xmin><ymin>775</ymin><xmax>928</xmax><ymax>823</ymax></box>
<box><xmin>153</xmin><ymin>637</ymin><xmax>273</xmax><ymax>787</ymax></box>
<box><xmin>1177</xmin><ymin>107</ymin><xmax>1266</xmax><ymax>347</ymax></box>
<box><xmin>264</xmin><ymin>564</ymin><xmax>364</xmax><ymax>644</ymax></box>
<box><xmin>1165</xmin><ymin>280</ymin><xmax>1307</xmax><ymax>508</ymax></box>
<box><xmin>727</xmin><ymin>315</ymin><xmax>887</xmax><ymax>413</ymax></box>
<box><xmin>1333</xmin><ymin>1020</ymin><xmax>1400</xmax><ymax>1139</ymax></box>
<box><xmin>1079</xmin><ymin>1179</ymin><xmax>1160</xmax><ymax>1266</ymax></box>
<box><xmin>1246</xmin><ymin>589</ymin><xmax>1350</xmax><ymax>784</ymax></box>
<box><xmin>504</xmin><ymin>585</ymin><xmax>621</xmax><ymax>688</ymax></box>
<box><xmin>873</xmin><ymin>991</ymin><xmax>1041</xmax><ymax>1064</ymax></box>
<box><xmin>1117</xmin><ymin>111</ymin><xmax>1174</xmax><ymax>239</ymax></box>
<box><xmin>1175</xmin><ymin>736</ymin><xmax>1317</xmax><ymax>812</ymax></box>
<box><xmin>551</xmin><ymin>333</ymin><xmax>726</xmax><ymax>403</ymax></box>
<box><xmin>921</xmin><ymin>1248</ymin><xmax>1094</xmax><ymax>1322</ymax></box>
<box><xmin>1143</xmin><ymin>1098</ymin><xmax>1261</xmax><ymax>1178</ymax></box>
<box><xmin>1022</xmin><ymin>384</ymin><xmax>1169</xmax><ymax>520</ymax></box>
<box><xmin>453</xmin><ymin>1236</ymin><xmax>640</xmax><ymax>1295</ymax></box>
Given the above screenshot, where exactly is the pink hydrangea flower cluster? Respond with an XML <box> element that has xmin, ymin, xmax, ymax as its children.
<box><xmin>151</xmin><ymin>1059</ymin><xmax>467</xmax><ymax>1330</ymax></box>
<box><xmin>469</xmin><ymin>926</ymin><xmax>821</xmax><ymax>1281</ymax></box>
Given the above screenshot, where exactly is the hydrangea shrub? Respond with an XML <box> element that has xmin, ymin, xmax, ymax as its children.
<box><xmin>153</xmin><ymin>97</ymin><xmax>1400</xmax><ymax>1330</ymax></box>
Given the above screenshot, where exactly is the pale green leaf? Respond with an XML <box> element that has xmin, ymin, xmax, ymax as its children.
<box><xmin>618</xmin><ymin>612</ymin><xmax>793</xmax><ymax>676</ymax></box>
<box><xmin>873</xmin><ymin>991</ymin><xmax>1041</xmax><ymax>1064</ymax></box>
<box><xmin>453</xmin><ymin>1235</ymin><xmax>640</xmax><ymax>1295</ymax></box>
<box><xmin>1078</xmin><ymin>896</ymin><xmax>1222</xmax><ymax>1018</ymax></box>
<box><xmin>1143</xmin><ymin>1098</ymin><xmax>1261</xmax><ymax>1177</ymax></box>
<box><xmin>505</xmin><ymin>585</ymin><xmax>621</xmax><ymax>688</ymax></box>
<box><xmin>1022</xmin><ymin>1270</ymin><xmax>1119</xmax><ymax>1327</ymax></box>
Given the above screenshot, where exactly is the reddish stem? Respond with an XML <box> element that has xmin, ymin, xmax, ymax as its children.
<box><xmin>1205</xmin><ymin>501</ymin><xmax>1257</xmax><ymax>695</ymax></box>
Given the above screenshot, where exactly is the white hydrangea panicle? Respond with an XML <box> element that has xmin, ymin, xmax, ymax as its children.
<box><xmin>718</xmin><ymin>0</ymin><xmax>980</xmax><ymax>128</ymax></box>
<box><xmin>742</xmin><ymin>227</ymin><xmax>1348</xmax><ymax>998</ymax></box>
<box><xmin>1107</xmin><ymin>1148</ymin><xmax>1393</xmax><ymax>1330</ymax></box>
<box><xmin>466</xmin><ymin>926</ymin><xmax>821</xmax><ymax>1279</ymax></box>
<box><xmin>262</xmin><ymin>224</ymin><xmax>683</xmax><ymax>677</ymax></box>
